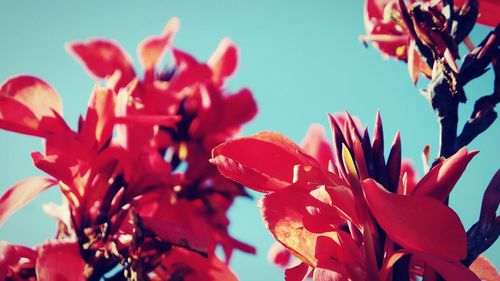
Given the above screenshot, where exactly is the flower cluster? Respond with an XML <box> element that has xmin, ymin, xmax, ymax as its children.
<box><xmin>211</xmin><ymin>112</ymin><xmax>499</xmax><ymax>280</ymax></box>
<box><xmin>0</xmin><ymin>18</ymin><xmax>256</xmax><ymax>280</ymax></box>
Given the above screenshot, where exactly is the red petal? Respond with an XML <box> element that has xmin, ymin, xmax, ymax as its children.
<box><xmin>36</xmin><ymin>240</ymin><xmax>86</xmax><ymax>281</ymax></box>
<box><xmin>0</xmin><ymin>177</ymin><xmax>57</xmax><ymax>227</ymax></box>
<box><xmin>141</xmin><ymin>217</ymin><xmax>207</xmax><ymax>255</ymax></box>
<box><xmin>0</xmin><ymin>241</ymin><xmax>37</xmax><ymax>279</ymax></box>
<box><xmin>261</xmin><ymin>187</ymin><xmax>358</xmax><ymax>269</ymax></box>
<box><xmin>412</xmin><ymin>147</ymin><xmax>478</xmax><ymax>201</ymax></box>
<box><xmin>79</xmin><ymin>86</ymin><xmax>116</xmax><ymax>148</ymax></box>
<box><xmin>211</xmin><ymin>132</ymin><xmax>317</xmax><ymax>193</ymax></box>
<box><xmin>362</xmin><ymin>179</ymin><xmax>467</xmax><ymax>261</ymax></box>
<box><xmin>285</xmin><ymin>262</ymin><xmax>312</xmax><ymax>281</ymax></box>
<box><xmin>469</xmin><ymin>255</ymin><xmax>500</xmax><ymax>281</ymax></box>
<box><xmin>114</xmin><ymin>115</ymin><xmax>180</xmax><ymax>127</ymax></box>
<box><xmin>169</xmin><ymin>49</ymin><xmax>212</xmax><ymax>92</ymax></box>
<box><xmin>301</xmin><ymin>124</ymin><xmax>334</xmax><ymax>170</ymax></box>
<box><xmin>158</xmin><ymin>248</ymin><xmax>237</xmax><ymax>281</ymax></box>
<box><xmin>67</xmin><ymin>40</ymin><xmax>135</xmax><ymax>89</ymax></box>
<box><xmin>219</xmin><ymin>88</ymin><xmax>258</xmax><ymax>129</ymax></box>
<box><xmin>0</xmin><ymin>76</ymin><xmax>63</xmax><ymax>137</ymax></box>
<box><xmin>455</xmin><ymin>0</ymin><xmax>500</xmax><ymax>27</ymax></box>
<box><xmin>138</xmin><ymin>18</ymin><xmax>180</xmax><ymax>78</ymax></box>
<box><xmin>208</xmin><ymin>38</ymin><xmax>238</xmax><ymax>85</ymax></box>
<box><xmin>268</xmin><ymin>242</ymin><xmax>292</xmax><ymax>268</ymax></box>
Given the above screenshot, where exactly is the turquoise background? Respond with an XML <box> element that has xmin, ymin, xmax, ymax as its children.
<box><xmin>0</xmin><ymin>1</ymin><xmax>498</xmax><ymax>280</ymax></box>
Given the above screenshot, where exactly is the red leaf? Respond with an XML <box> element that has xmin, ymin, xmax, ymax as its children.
<box><xmin>211</xmin><ymin>132</ymin><xmax>317</xmax><ymax>193</ymax></box>
<box><xmin>67</xmin><ymin>39</ymin><xmax>135</xmax><ymax>89</ymax></box>
<box><xmin>208</xmin><ymin>38</ymin><xmax>238</xmax><ymax>85</ymax></box>
<box><xmin>0</xmin><ymin>76</ymin><xmax>63</xmax><ymax>137</ymax></box>
<box><xmin>362</xmin><ymin>179</ymin><xmax>467</xmax><ymax>261</ymax></box>
<box><xmin>412</xmin><ymin>147</ymin><xmax>478</xmax><ymax>201</ymax></box>
<box><xmin>35</xmin><ymin>240</ymin><xmax>86</xmax><ymax>281</ymax></box>
<box><xmin>0</xmin><ymin>177</ymin><xmax>57</xmax><ymax>227</ymax></box>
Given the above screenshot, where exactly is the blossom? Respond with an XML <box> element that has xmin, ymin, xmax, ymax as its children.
<box><xmin>211</xmin><ymin>112</ymin><xmax>491</xmax><ymax>280</ymax></box>
<box><xmin>362</xmin><ymin>0</ymin><xmax>499</xmax><ymax>83</ymax></box>
<box><xmin>0</xmin><ymin>18</ymin><xmax>256</xmax><ymax>280</ymax></box>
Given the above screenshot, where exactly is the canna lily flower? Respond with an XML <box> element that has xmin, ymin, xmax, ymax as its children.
<box><xmin>211</xmin><ymin>112</ymin><xmax>490</xmax><ymax>280</ymax></box>
<box><xmin>68</xmin><ymin>19</ymin><xmax>257</xmax><ymax>261</ymax></box>
<box><xmin>0</xmin><ymin>18</ymin><xmax>257</xmax><ymax>280</ymax></box>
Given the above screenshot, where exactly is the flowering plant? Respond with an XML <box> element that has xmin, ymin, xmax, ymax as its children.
<box><xmin>0</xmin><ymin>18</ymin><xmax>256</xmax><ymax>280</ymax></box>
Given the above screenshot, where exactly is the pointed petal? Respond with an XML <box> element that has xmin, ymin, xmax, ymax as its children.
<box><xmin>386</xmin><ymin>132</ymin><xmax>401</xmax><ymax>193</ymax></box>
<box><xmin>211</xmin><ymin>132</ymin><xmax>317</xmax><ymax>193</ymax></box>
<box><xmin>408</xmin><ymin>40</ymin><xmax>420</xmax><ymax>84</ymax></box>
<box><xmin>0</xmin><ymin>177</ymin><xmax>57</xmax><ymax>227</ymax></box>
<box><xmin>36</xmin><ymin>240</ymin><xmax>86</xmax><ymax>281</ymax></box>
<box><xmin>208</xmin><ymin>37</ymin><xmax>238</xmax><ymax>85</ymax></box>
<box><xmin>362</xmin><ymin>179</ymin><xmax>467</xmax><ymax>261</ymax></box>
<box><xmin>412</xmin><ymin>147</ymin><xmax>478</xmax><ymax>201</ymax></box>
<box><xmin>0</xmin><ymin>76</ymin><xmax>63</xmax><ymax>137</ymax></box>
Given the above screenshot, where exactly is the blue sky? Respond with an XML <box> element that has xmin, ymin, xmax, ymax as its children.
<box><xmin>0</xmin><ymin>1</ymin><xmax>498</xmax><ymax>280</ymax></box>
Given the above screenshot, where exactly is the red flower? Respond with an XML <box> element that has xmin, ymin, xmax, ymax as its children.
<box><xmin>0</xmin><ymin>18</ymin><xmax>256</xmax><ymax>280</ymax></box>
<box><xmin>362</xmin><ymin>0</ymin><xmax>498</xmax><ymax>83</ymax></box>
<box><xmin>211</xmin><ymin>112</ymin><xmax>487</xmax><ymax>280</ymax></box>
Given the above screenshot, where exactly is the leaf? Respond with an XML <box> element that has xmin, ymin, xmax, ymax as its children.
<box><xmin>412</xmin><ymin>147</ymin><xmax>478</xmax><ymax>201</ymax></box>
<box><xmin>362</xmin><ymin>179</ymin><xmax>467</xmax><ymax>261</ymax></box>
<box><xmin>0</xmin><ymin>76</ymin><xmax>63</xmax><ymax>137</ymax></box>
<box><xmin>0</xmin><ymin>177</ymin><xmax>57</xmax><ymax>227</ymax></box>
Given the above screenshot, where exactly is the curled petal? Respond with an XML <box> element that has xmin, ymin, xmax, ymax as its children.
<box><xmin>362</xmin><ymin>179</ymin><xmax>467</xmax><ymax>261</ymax></box>
<box><xmin>412</xmin><ymin>147</ymin><xmax>478</xmax><ymax>201</ymax></box>
<box><xmin>0</xmin><ymin>76</ymin><xmax>63</xmax><ymax>137</ymax></box>
<box><xmin>0</xmin><ymin>177</ymin><xmax>57</xmax><ymax>227</ymax></box>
